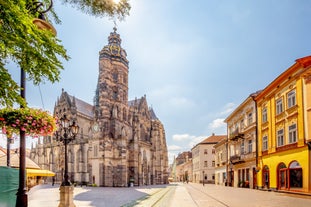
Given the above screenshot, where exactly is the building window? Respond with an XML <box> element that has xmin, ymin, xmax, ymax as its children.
<box><xmin>240</xmin><ymin>141</ymin><xmax>244</xmax><ymax>154</ymax></box>
<box><xmin>277</xmin><ymin>129</ymin><xmax>284</xmax><ymax>147</ymax></box>
<box><xmin>219</xmin><ymin>152</ymin><xmax>223</xmax><ymax>162</ymax></box>
<box><xmin>262</xmin><ymin>107</ymin><xmax>267</xmax><ymax>123</ymax></box>
<box><xmin>204</xmin><ymin>149</ymin><xmax>208</xmax><ymax>155</ymax></box>
<box><xmin>212</xmin><ymin>161</ymin><xmax>215</xmax><ymax>167</ymax></box>
<box><xmin>204</xmin><ymin>161</ymin><xmax>208</xmax><ymax>167</ymax></box>
<box><xmin>248</xmin><ymin>140</ymin><xmax>252</xmax><ymax>153</ymax></box>
<box><xmin>287</xmin><ymin>90</ymin><xmax>296</xmax><ymax>108</ymax></box>
<box><xmin>240</xmin><ymin>119</ymin><xmax>244</xmax><ymax>130</ymax></box>
<box><xmin>262</xmin><ymin>136</ymin><xmax>268</xmax><ymax>151</ymax></box>
<box><xmin>212</xmin><ymin>149</ymin><xmax>215</xmax><ymax>154</ymax></box>
<box><xmin>288</xmin><ymin>123</ymin><xmax>297</xmax><ymax>144</ymax></box>
<box><xmin>112</xmin><ymin>72</ymin><xmax>118</xmax><ymax>82</ymax></box>
<box><xmin>276</xmin><ymin>98</ymin><xmax>283</xmax><ymax>115</ymax></box>
<box><xmin>112</xmin><ymin>91</ymin><xmax>118</xmax><ymax>100</ymax></box>
<box><xmin>248</xmin><ymin>113</ymin><xmax>253</xmax><ymax>125</ymax></box>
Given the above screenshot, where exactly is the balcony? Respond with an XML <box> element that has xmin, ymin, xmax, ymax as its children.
<box><xmin>240</xmin><ymin>152</ymin><xmax>256</xmax><ymax>161</ymax></box>
<box><xmin>229</xmin><ymin>128</ymin><xmax>244</xmax><ymax>141</ymax></box>
<box><xmin>230</xmin><ymin>154</ymin><xmax>244</xmax><ymax>164</ymax></box>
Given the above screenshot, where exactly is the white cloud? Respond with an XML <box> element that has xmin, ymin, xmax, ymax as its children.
<box><xmin>209</xmin><ymin>118</ymin><xmax>226</xmax><ymax>130</ymax></box>
<box><xmin>171</xmin><ymin>134</ymin><xmax>206</xmax><ymax>149</ymax></box>
<box><xmin>168</xmin><ymin>152</ymin><xmax>177</xmax><ymax>165</ymax></box>
<box><xmin>172</xmin><ymin>134</ymin><xmax>193</xmax><ymax>141</ymax></box>
<box><xmin>188</xmin><ymin>135</ymin><xmax>206</xmax><ymax>149</ymax></box>
<box><xmin>168</xmin><ymin>145</ymin><xmax>182</xmax><ymax>151</ymax></box>
<box><xmin>220</xmin><ymin>102</ymin><xmax>236</xmax><ymax>115</ymax></box>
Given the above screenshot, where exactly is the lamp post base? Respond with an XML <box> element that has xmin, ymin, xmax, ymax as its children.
<box><xmin>58</xmin><ymin>186</ymin><xmax>76</xmax><ymax>207</ymax></box>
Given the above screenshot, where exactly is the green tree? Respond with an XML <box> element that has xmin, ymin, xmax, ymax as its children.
<box><xmin>0</xmin><ymin>0</ymin><xmax>130</xmax><ymax>107</ymax></box>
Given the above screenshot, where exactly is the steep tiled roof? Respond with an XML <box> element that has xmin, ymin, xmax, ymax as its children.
<box><xmin>149</xmin><ymin>108</ymin><xmax>158</xmax><ymax>120</ymax></box>
<box><xmin>69</xmin><ymin>95</ymin><xmax>94</xmax><ymax>118</ymax></box>
<box><xmin>200</xmin><ymin>134</ymin><xmax>227</xmax><ymax>144</ymax></box>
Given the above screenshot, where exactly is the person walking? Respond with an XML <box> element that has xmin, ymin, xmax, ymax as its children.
<box><xmin>52</xmin><ymin>176</ymin><xmax>55</xmax><ymax>186</ymax></box>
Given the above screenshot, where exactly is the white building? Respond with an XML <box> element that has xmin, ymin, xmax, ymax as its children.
<box><xmin>191</xmin><ymin>134</ymin><xmax>226</xmax><ymax>184</ymax></box>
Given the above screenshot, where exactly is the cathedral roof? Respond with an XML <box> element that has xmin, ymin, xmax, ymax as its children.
<box><xmin>149</xmin><ymin>108</ymin><xmax>158</xmax><ymax>120</ymax></box>
<box><xmin>69</xmin><ymin>95</ymin><xmax>94</xmax><ymax>118</ymax></box>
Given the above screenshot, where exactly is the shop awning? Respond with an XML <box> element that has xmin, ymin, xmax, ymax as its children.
<box><xmin>26</xmin><ymin>169</ymin><xmax>55</xmax><ymax>177</ymax></box>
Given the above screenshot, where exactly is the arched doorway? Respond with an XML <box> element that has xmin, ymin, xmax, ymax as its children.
<box><xmin>289</xmin><ymin>161</ymin><xmax>302</xmax><ymax>189</ymax></box>
<box><xmin>277</xmin><ymin>162</ymin><xmax>287</xmax><ymax>190</ymax></box>
<box><xmin>262</xmin><ymin>165</ymin><xmax>269</xmax><ymax>189</ymax></box>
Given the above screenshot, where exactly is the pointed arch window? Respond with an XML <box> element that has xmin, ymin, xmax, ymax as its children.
<box><xmin>112</xmin><ymin>72</ymin><xmax>118</xmax><ymax>82</ymax></box>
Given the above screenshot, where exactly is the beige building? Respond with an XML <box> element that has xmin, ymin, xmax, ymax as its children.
<box><xmin>192</xmin><ymin>134</ymin><xmax>226</xmax><ymax>184</ymax></box>
<box><xmin>174</xmin><ymin>151</ymin><xmax>192</xmax><ymax>182</ymax></box>
<box><xmin>214</xmin><ymin>137</ymin><xmax>227</xmax><ymax>185</ymax></box>
<box><xmin>30</xmin><ymin>28</ymin><xmax>169</xmax><ymax>187</ymax></box>
<box><xmin>224</xmin><ymin>92</ymin><xmax>260</xmax><ymax>188</ymax></box>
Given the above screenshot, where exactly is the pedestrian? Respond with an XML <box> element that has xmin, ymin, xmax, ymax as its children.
<box><xmin>52</xmin><ymin>176</ymin><xmax>55</xmax><ymax>186</ymax></box>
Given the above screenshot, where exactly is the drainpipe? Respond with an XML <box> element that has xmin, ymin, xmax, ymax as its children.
<box><xmin>226</xmin><ymin>124</ymin><xmax>229</xmax><ymax>186</ymax></box>
<box><xmin>251</xmin><ymin>93</ymin><xmax>258</xmax><ymax>189</ymax></box>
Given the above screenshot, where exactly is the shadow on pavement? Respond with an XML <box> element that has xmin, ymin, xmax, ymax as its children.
<box><xmin>74</xmin><ymin>185</ymin><xmax>171</xmax><ymax>207</ymax></box>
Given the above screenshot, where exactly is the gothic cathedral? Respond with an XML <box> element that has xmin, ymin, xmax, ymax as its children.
<box><xmin>30</xmin><ymin>28</ymin><xmax>169</xmax><ymax>187</ymax></box>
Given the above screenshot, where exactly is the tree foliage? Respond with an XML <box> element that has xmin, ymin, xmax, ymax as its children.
<box><xmin>61</xmin><ymin>0</ymin><xmax>131</xmax><ymax>20</ymax></box>
<box><xmin>0</xmin><ymin>0</ymin><xmax>130</xmax><ymax>107</ymax></box>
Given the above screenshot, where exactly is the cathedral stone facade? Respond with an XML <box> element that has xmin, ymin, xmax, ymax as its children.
<box><xmin>30</xmin><ymin>28</ymin><xmax>169</xmax><ymax>187</ymax></box>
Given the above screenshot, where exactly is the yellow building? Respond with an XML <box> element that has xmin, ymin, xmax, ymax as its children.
<box><xmin>255</xmin><ymin>56</ymin><xmax>311</xmax><ymax>193</ymax></box>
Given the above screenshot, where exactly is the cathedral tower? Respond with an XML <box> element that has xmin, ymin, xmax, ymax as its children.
<box><xmin>95</xmin><ymin>27</ymin><xmax>129</xmax><ymax>137</ymax></box>
<box><xmin>93</xmin><ymin>27</ymin><xmax>131</xmax><ymax>186</ymax></box>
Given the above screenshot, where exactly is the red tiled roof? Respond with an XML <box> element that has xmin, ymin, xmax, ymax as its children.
<box><xmin>200</xmin><ymin>134</ymin><xmax>227</xmax><ymax>144</ymax></box>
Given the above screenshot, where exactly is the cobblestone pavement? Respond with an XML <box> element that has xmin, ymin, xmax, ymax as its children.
<box><xmin>182</xmin><ymin>183</ymin><xmax>311</xmax><ymax>207</ymax></box>
<box><xmin>28</xmin><ymin>183</ymin><xmax>311</xmax><ymax>207</ymax></box>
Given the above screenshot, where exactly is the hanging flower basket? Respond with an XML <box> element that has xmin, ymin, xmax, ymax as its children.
<box><xmin>0</xmin><ymin>107</ymin><xmax>57</xmax><ymax>137</ymax></box>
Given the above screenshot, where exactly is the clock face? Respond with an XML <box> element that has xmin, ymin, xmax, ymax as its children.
<box><xmin>93</xmin><ymin>124</ymin><xmax>99</xmax><ymax>132</ymax></box>
<box><xmin>110</xmin><ymin>45</ymin><xmax>120</xmax><ymax>55</ymax></box>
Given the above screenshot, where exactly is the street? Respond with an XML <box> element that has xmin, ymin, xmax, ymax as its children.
<box><xmin>27</xmin><ymin>183</ymin><xmax>311</xmax><ymax>207</ymax></box>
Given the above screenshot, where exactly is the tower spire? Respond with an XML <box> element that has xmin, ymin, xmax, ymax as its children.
<box><xmin>99</xmin><ymin>26</ymin><xmax>128</xmax><ymax>66</ymax></box>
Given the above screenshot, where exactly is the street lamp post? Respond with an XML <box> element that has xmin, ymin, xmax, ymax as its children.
<box><xmin>55</xmin><ymin>115</ymin><xmax>79</xmax><ymax>207</ymax></box>
<box><xmin>16</xmin><ymin>1</ymin><xmax>56</xmax><ymax>206</ymax></box>
<box><xmin>15</xmin><ymin>67</ymin><xmax>27</xmax><ymax>207</ymax></box>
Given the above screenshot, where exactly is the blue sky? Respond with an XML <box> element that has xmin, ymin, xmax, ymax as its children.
<box><xmin>1</xmin><ymin>0</ymin><xmax>311</xmax><ymax>163</ymax></box>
